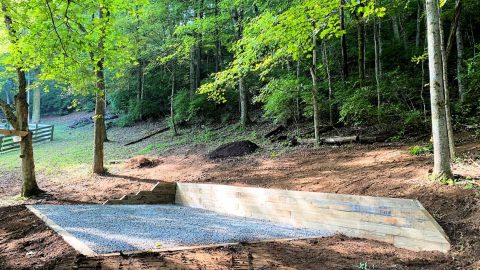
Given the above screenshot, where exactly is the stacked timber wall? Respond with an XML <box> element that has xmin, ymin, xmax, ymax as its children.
<box><xmin>175</xmin><ymin>183</ymin><xmax>450</xmax><ymax>253</ymax></box>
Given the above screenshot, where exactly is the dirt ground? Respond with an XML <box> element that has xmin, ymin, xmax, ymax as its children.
<box><xmin>0</xmin><ymin>126</ymin><xmax>479</xmax><ymax>269</ymax></box>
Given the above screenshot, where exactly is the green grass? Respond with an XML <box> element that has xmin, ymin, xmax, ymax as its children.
<box><xmin>0</xmin><ymin>117</ymin><xmax>270</xmax><ymax>177</ymax></box>
<box><xmin>0</xmin><ymin>119</ymin><xmax>142</xmax><ymax>176</ymax></box>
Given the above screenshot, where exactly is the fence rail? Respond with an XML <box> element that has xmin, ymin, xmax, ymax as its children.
<box><xmin>0</xmin><ymin>121</ymin><xmax>54</xmax><ymax>153</ymax></box>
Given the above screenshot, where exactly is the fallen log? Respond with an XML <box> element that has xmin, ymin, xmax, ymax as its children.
<box><xmin>265</xmin><ymin>125</ymin><xmax>285</xmax><ymax>139</ymax></box>
<box><xmin>323</xmin><ymin>136</ymin><xmax>359</xmax><ymax>145</ymax></box>
<box><xmin>298</xmin><ymin>138</ymin><xmax>317</xmax><ymax>145</ymax></box>
<box><xmin>124</xmin><ymin>127</ymin><xmax>170</xmax><ymax>146</ymax></box>
<box><xmin>358</xmin><ymin>135</ymin><xmax>388</xmax><ymax>144</ymax></box>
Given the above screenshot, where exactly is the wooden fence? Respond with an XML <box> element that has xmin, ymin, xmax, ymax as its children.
<box><xmin>0</xmin><ymin>121</ymin><xmax>54</xmax><ymax>153</ymax></box>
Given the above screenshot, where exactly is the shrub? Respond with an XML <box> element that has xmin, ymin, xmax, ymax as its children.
<box><xmin>255</xmin><ymin>76</ymin><xmax>303</xmax><ymax>124</ymax></box>
<box><xmin>408</xmin><ymin>144</ymin><xmax>433</xmax><ymax>156</ymax></box>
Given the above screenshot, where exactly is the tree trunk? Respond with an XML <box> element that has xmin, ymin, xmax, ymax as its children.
<box><xmin>295</xmin><ymin>59</ymin><xmax>301</xmax><ymax>134</ymax></box>
<box><xmin>322</xmin><ymin>41</ymin><xmax>333</xmax><ymax>125</ymax></box>
<box><xmin>214</xmin><ymin>0</ymin><xmax>221</xmax><ymax>72</ymax></box>
<box><xmin>455</xmin><ymin>0</ymin><xmax>464</xmax><ymax>102</ymax></box>
<box><xmin>392</xmin><ymin>15</ymin><xmax>401</xmax><ymax>41</ymax></box>
<box><xmin>5</xmin><ymin>87</ymin><xmax>10</xmax><ymax>104</ymax></box>
<box><xmin>93</xmin><ymin>6</ymin><xmax>107</xmax><ymax>174</ymax></box>
<box><xmin>170</xmin><ymin>67</ymin><xmax>177</xmax><ymax>136</ymax></box>
<box><xmin>425</xmin><ymin>0</ymin><xmax>453</xmax><ymax>180</ymax></box>
<box><xmin>195</xmin><ymin>0</ymin><xmax>204</xmax><ymax>89</ymax></box>
<box><xmin>32</xmin><ymin>84</ymin><xmax>41</xmax><ymax>124</ymax></box>
<box><xmin>26</xmin><ymin>72</ymin><xmax>31</xmax><ymax>123</ymax></box>
<box><xmin>340</xmin><ymin>0</ymin><xmax>348</xmax><ymax>79</ymax></box>
<box><xmin>438</xmin><ymin>5</ymin><xmax>455</xmax><ymax>159</ymax></box>
<box><xmin>374</xmin><ymin>18</ymin><xmax>381</xmax><ymax>122</ymax></box>
<box><xmin>310</xmin><ymin>30</ymin><xmax>320</xmax><ymax>147</ymax></box>
<box><xmin>239</xmin><ymin>77</ymin><xmax>248</xmax><ymax>126</ymax></box>
<box><xmin>357</xmin><ymin>20</ymin><xmax>365</xmax><ymax>82</ymax></box>
<box><xmin>189</xmin><ymin>47</ymin><xmax>196</xmax><ymax>96</ymax></box>
<box><xmin>235</xmin><ymin>7</ymin><xmax>248</xmax><ymax>126</ymax></box>
<box><xmin>137</xmin><ymin>60</ymin><xmax>144</xmax><ymax>118</ymax></box>
<box><xmin>16</xmin><ymin>69</ymin><xmax>40</xmax><ymax>197</ymax></box>
<box><xmin>398</xmin><ymin>15</ymin><xmax>408</xmax><ymax>49</ymax></box>
<box><xmin>416</xmin><ymin>0</ymin><xmax>423</xmax><ymax>50</ymax></box>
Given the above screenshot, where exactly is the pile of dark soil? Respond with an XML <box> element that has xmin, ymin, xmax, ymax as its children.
<box><xmin>208</xmin><ymin>140</ymin><xmax>259</xmax><ymax>159</ymax></box>
<box><xmin>68</xmin><ymin>114</ymin><xmax>118</xmax><ymax>129</ymax></box>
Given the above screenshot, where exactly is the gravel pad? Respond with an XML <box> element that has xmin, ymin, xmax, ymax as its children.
<box><xmin>31</xmin><ymin>205</ymin><xmax>332</xmax><ymax>254</ymax></box>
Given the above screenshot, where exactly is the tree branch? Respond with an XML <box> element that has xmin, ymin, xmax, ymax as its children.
<box><xmin>446</xmin><ymin>0</ymin><xmax>462</xmax><ymax>60</ymax></box>
<box><xmin>0</xmin><ymin>98</ymin><xmax>19</xmax><ymax>130</ymax></box>
<box><xmin>45</xmin><ymin>0</ymin><xmax>69</xmax><ymax>57</ymax></box>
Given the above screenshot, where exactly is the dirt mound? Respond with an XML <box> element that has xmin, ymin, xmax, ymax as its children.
<box><xmin>68</xmin><ymin>114</ymin><xmax>118</xmax><ymax>129</ymax></box>
<box><xmin>208</xmin><ymin>140</ymin><xmax>259</xmax><ymax>159</ymax></box>
<box><xmin>125</xmin><ymin>156</ymin><xmax>162</xmax><ymax>169</ymax></box>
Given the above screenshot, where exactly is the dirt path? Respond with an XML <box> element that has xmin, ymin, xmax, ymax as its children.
<box><xmin>0</xmin><ymin>142</ymin><xmax>479</xmax><ymax>269</ymax></box>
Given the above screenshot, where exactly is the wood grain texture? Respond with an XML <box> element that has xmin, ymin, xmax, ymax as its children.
<box><xmin>175</xmin><ymin>183</ymin><xmax>450</xmax><ymax>253</ymax></box>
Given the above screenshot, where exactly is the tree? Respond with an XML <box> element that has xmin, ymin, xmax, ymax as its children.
<box><xmin>0</xmin><ymin>1</ymin><xmax>42</xmax><ymax>197</ymax></box>
<box><xmin>35</xmin><ymin>0</ymin><xmax>143</xmax><ymax>174</ymax></box>
<box><xmin>425</xmin><ymin>0</ymin><xmax>453</xmax><ymax>180</ymax></box>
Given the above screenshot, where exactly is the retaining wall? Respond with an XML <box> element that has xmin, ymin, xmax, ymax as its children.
<box><xmin>175</xmin><ymin>183</ymin><xmax>450</xmax><ymax>253</ymax></box>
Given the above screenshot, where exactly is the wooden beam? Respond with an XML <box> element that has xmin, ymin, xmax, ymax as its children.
<box><xmin>0</xmin><ymin>129</ymin><xmax>28</xmax><ymax>137</ymax></box>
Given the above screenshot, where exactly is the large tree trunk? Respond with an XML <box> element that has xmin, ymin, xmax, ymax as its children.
<box><xmin>455</xmin><ymin>0</ymin><xmax>464</xmax><ymax>103</ymax></box>
<box><xmin>310</xmin><ymin>30</ymin><xmax>320</xmax><ymax>147</ymax></box>
<box><xmin>93</xmin><ymin>7</ymin><xmax>107</xmax><ymax>174</ymax></box>
<box><xmin>16</xmin><ymin>69</ymin><xmax>40</xmax><ymax>197</ymax></box>
<box><xmin>425</xmin><ymin>0</ymin><xmax>453</xmax><ymax>180</ymax></box>
<box><xmin>340</xmin><ymin>0</ymin><xmax>348</xmax><ymax>79</ymax></box>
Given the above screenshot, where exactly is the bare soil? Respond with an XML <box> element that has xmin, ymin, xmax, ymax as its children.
<box><xmin>0</xmin><ymin>126</ymin><xmax>479</xmax><ymax>269</ymax></box>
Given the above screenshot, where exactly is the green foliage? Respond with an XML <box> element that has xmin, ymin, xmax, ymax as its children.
<box><xmin>192</xmin><ymin>128</ymin><xmax>214</xmax><ymax>143</ymax></box>
<box><xmin>357</xmin><ymin>261</ymin><xmax>374</xmax><ymax>270</ymax></box>
<box><xmin>254</xmin><ymin>76</ymin><xmax>304</xmax><ymax>124</ymax></box>
<box><xmin>338</xmin><ymin>86</ymin><xmax>376</xmax><ymax>126</ymax></box>
<box><xmin>409</xmin><ymin>144</ymin><xmax>433</xmax><ymax>156</ymax></box>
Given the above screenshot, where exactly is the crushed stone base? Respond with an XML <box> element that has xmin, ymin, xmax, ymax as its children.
<box><xmin>30</xmin><ymin>205</ymin><xmax>332</xmax><ymax>254</ymax></box>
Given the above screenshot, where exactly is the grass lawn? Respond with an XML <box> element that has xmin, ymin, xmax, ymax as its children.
<box><xmin>0</xmin><ymin>115</ymin><xmax>268</xmax><ymax>177</ymax></box>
